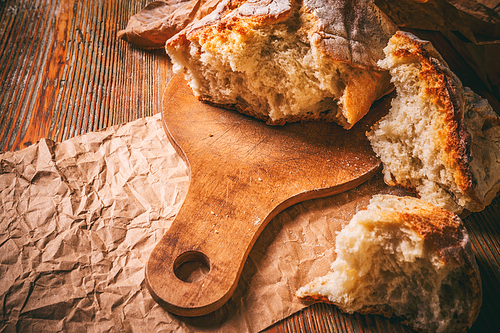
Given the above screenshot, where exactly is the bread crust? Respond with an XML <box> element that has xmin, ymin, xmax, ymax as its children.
<box><xmin>169</xmin><ymin>0</ymin><xmax>397</xmax><ymax>70</ymax></box>
<box><xmin>380</xmin><ymin>199</ymin><xmax>483</xmax><ymax>332</ymax></box>
<box><xmin>305</xmin><ymin>0</ymin><xmax>397</xmax><ymax>70</ymax></box>
<box><xmin>296</xmin><ymin>195</ymin><xmax>482</xmax><ymax>333</ymax></box>
<box><xmin>367</xmin><ymin>31</ymin><xmax>500</xmax><ymax>212</ymax></box>
<box><xmin>389</xmin><ymin>32</ymin><xmax>477</xmax><ymax>205</ymax></box>
<box><xmin>166</xmin><ymin>0</ymin><xmax>396</xmax><ymax>129</ymax></box>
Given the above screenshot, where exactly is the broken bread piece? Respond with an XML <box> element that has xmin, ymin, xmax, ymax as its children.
<box><xmin>367</xmin><ymin>31</ymin><xmax>500</xmax><ymax>214</ymax></box>
<box><xmin>166</xmin><ymin>0</ymin><xmax>396</xmax><ymax>129</ymax></box>
<box><xmin>296</xmin><ymin>194</ymin><xmax>482</xmax><ymax>333</ymax></box>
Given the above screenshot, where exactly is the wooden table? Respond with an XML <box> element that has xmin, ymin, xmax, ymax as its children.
<box><xmin>1</xmin><ymin>1</ymin><xmax>499</xmax><ymax>332</ymax></box>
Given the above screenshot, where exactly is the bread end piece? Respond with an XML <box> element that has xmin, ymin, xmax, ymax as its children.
<box><xmin>367</xmin><ymin>31</ymin><xmax>500</xmax><ymax>213</ymax></box>
<box><xmin>296</xmin><ymin>194</ymin><xmax>482</xmax><ymax>333</ymax></box>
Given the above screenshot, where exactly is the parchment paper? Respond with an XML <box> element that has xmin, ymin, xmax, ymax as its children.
<box><xmin>117</xmin><ymin>0</ymin><xmax>219</xmax><ymax>48</ymax></box>
<box><xmin>0</xmin><ymin>113</ymin><xmax>404</xmax><ymax>332</ymax></box>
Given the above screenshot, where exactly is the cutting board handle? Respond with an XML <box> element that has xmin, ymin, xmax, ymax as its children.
<box><xmin>145</xmin><ymin>173</ymin><xmax>378</xmax><ymax>317</ymax></box>
<box><xmin>146</xmin><ymin>184</ymin><xmax>296</xmax><ymax>316</ymax></box>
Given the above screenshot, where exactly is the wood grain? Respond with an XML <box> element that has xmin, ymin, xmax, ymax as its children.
<box><xmin>146</xmin><ymin>74</ymin><xmax>383</xmax><ymax>316</ymax></box>
<box><xmin>0</xmin><ymin>0</ymin><xmax>168</xmax><ymax>152</ymax></box>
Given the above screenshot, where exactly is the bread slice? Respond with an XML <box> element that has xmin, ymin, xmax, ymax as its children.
<box><xmin>296</xmin><ymin>194</ymin><xmax>482</xmax><ymax>333</ymax></box>
<box><xmin>165</xmin><ymin>0</ymin><xmax>396</xmax><ymax>129</ymax></box>
<box><xmin>367</xmin><ymin>31</ymin><xmax>500</xmax><ymax>213</ymax></box>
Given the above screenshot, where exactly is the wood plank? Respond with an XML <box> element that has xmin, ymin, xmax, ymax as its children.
<box><xmin>0</xmin><ymin>0</ymin><xmax>168</xmax><ymax>152</ymax></box>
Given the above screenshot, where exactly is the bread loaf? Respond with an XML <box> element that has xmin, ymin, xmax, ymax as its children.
<box><xmin>296</xmin><ymin>194</ymin><xmax>482</xmax><ymax>333</ymax></box>
<box><xmin>166</xmin><ymin>0</ymin><xmax>396</xmax><ymax>129</ymax></box>
<box><xmin>367</xmin><ymin>31</ymin><xmax>500</xmax><ymax>213</ymax></box>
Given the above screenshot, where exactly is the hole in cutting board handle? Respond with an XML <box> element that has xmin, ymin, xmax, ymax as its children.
<box><xmin>173</xmin><ymin>251</ymin><xmax>211</xmax><ymax>283</ymax></box>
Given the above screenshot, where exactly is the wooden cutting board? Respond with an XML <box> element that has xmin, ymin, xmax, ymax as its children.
<box><xmin>145</xmin><ymin>74</ymin><xmax>390</xmax><ymax>317</ymax></box>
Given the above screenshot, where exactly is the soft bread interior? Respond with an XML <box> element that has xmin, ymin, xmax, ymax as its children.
<box><xmin>296</xmin><ymin>195</ymin><xmax>481</xmax><ymax>333</ymax></box>
<box><xmin>169</xmin><ymin>11</ymin><xmax>345</xmax><ymax>125</ymax></box>
<box><xmin>167</xmin><ymin>3</ymin><xmax>390</xmax><ymax>128</ymax></box>
<box><xmin>367</xmin><ymin>31</ymin><xmax>500</xmax><ymax>213</ymax></box>
<box><xmin>368</xmin><ymin>55</ymin><xmax>466</xmax><ymax>212</ymax></box>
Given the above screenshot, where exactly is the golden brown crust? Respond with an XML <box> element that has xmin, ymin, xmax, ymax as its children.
<box><xmin>297</xmin><ymin>294</ymin><xmax>331</xmax><ymax>304</ymax></box>
<box><xmin>296</xmin><ymin>195</ymin><xmax>482</xmax><ymax>332</ymax></box>
<box><xmin>364</xmin><ymin>196</ymin><xmax>483</xmax><ymax>331</ymax></box>
<box><xmin>298</xmin><ymin>294</ymin><xmax>400</xmax><ymax>319</ymax></box>
<box><xmin>381</xmin><ymin>197</ymin><xmax>466</xmax><ymax>263</ymax></box>
<box><xmin>174</xmin><ymin>0</ymin><xmax>397</xmax><ymax>70</ymax></box>
<box><xmin>175</xmin><ymin>0</ymin><xmax>296</xmax><ymax>47</ymax></box>
<box><xmin>166</xmin><ymin>0</ymin><xmax>396</xmax><ymax>129</ymax></box>
<box><xmin>342</xmin><ymin>69</ymin><xmax>392</xmax><ymax>128</ymax></box>
<box><xmin>386</xmin><ymin>31</ymin><xmax>481</xmax><ymax>209</ymax></box>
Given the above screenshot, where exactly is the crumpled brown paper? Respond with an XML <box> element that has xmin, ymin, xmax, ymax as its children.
<box><xmin>117</xmin><ymin>0</ymin><xmax>220</xmax><ymax>48</ymax></box>
<box><xmin>0</xmin><ymin>113</ymin><xmax>403</xmax><ymax>332</ymax></box>
<box><xmin>0</xmin><ymin>115</ymin><xmax>189</xmax><ymax>332</ymax></box>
